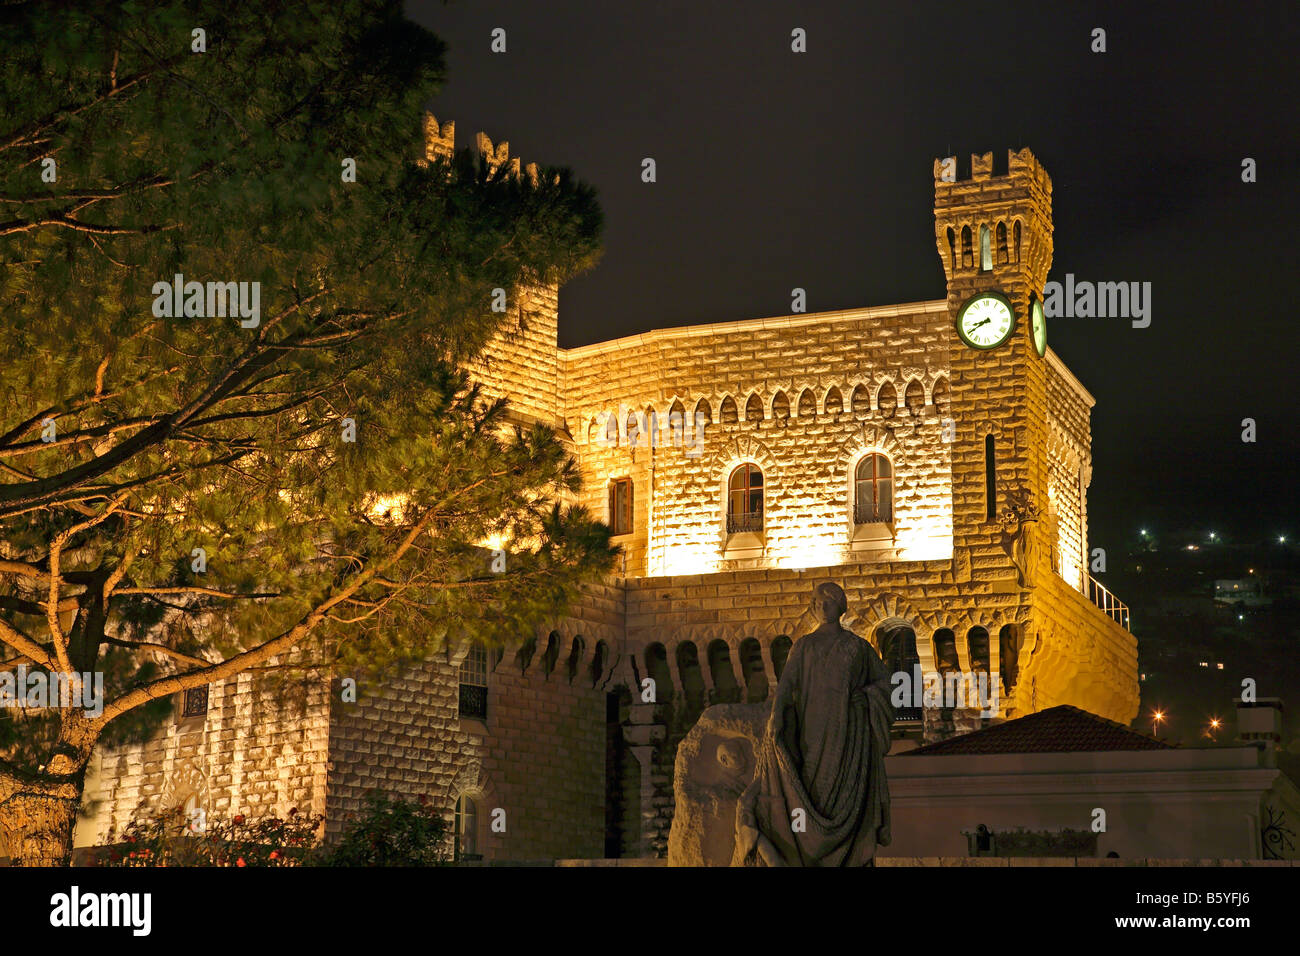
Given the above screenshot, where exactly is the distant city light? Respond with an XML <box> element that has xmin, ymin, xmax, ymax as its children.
<box><xmin>1216</xmin><ymin>663</ymin><xmax>1224</xmax><ymax>670</ymax></box>
<box><xmin>1140</xmin><ymin>528</ymin><xmax>1148</xmax><ymax>536</ymax></box>
<box><xmin>1210</xmin><ymin>718</ymin><xmax>1221</xmax><ymax>729</ymax></box>
<box><xmin>1237</xmin><ymin>614</ymin><xmax>1244</xmax><ymax>621</ymax></box>
<box><xmin>1280</xmin><ymin>536</ymin><xmax>1288</xmax><ymax>544</ymax></box>
<box><xmin>1208</xmin><ymin>532</ymin><xmax>1217</xmax><ymax>541</ymax></box>
<box><xmin>1198</xmin><ymin>661</ymin><xmax>1208</xmax><ymax>667</ymax></box>
<box><xmin>1185</xmin><ymin>544</ymin><xmax>1198</xmax><ymax>551</ymax></box>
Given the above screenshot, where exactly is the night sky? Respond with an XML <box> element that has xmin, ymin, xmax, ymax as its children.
<box><xmin>409</xmin><ymin>1</ymin><xmax>1297</xmax><ymax>554</ymax></box>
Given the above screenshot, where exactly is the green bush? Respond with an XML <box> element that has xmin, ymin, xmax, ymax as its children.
<box><xmin>314</xmin><ymin>791</ymin><xmax>448</xmax><ymax>867</ymax></box>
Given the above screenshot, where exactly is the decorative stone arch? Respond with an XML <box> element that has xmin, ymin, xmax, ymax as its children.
<box><xmin>743</xmin><ymin>391</ymin><xmax>765</xmax><ymax>423</ymax></box>
<box><xmin>972</xmin><ymin>420</ymin><xmax>1004</xmax><ymax>439</ymax></box>
<box><xmin>719</xmin><ymin>393</ymin><xmax>740</xmax><ymax>424</ymax></box>
<box><xmin>161</xmin><ymin>758</ymin><xmax>209</xmax><ymax>817</ymax></box>
<box><xmin>667</xmin><ymin>397</ymin><xmax>688</xmax><ymax>446</ymax></box>
<box><xmin>902</xmin><ymin>378</ymin><xmax>926</xmax><ymax>415</ymax></box>
<box><xmin>769</xmin><ymin>389</ymin><xmax>790</xmax><ymax>421</ymax></box>
<box><xmin>849</xmin><ymin>381</ymin><xmax>873</xmax><ymax>416</ymax></box>
<box><xmin>693</xmin><ymin>396</ymin><xmax>714</xmax><ymax>427</ymax></box>
<box><xmin>846</xmin><ymin>592</ymin><xmax>934</xmax><ymax>651</ymax></box>
<box><xmin>875</xmin><ymin>378</ymin><xmax>899</xmax><ymax>418</ymax></box>
<box><xmin>794</xmin><ymin>385</ymin><xmax>818</xmax><ymax>418</ymax></box>
<box><xmin>929</xmin><ymin>374</ymin><xmax>952</xmax><ymax>413</ymax></box>
<box><xmin>823</xmin><ymin>384</ymin><xmax>845</xmax><ymax>416</ymax></box>
<box><xmin>924</xmin><ymin>371</ymin><xmax>949</xmax><ymax>404</ymax></box>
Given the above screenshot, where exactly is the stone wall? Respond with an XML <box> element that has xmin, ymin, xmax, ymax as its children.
<box><xmin>78</xmin><ymin>671</ymin><xmax>332</xmax><ymax>848</ymax></box>
<box><xmin>325</xmin><ymin>584</ymin><xmax>626</xmax><ymax>860</ymax></box>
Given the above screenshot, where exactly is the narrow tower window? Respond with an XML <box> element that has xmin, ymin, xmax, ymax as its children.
<box><xmin>984</xmin><ymin>434</ymin><xmax>997</xmax><ymax>521</ymax></box>
<box><xmin>979</xmin><ymin>224</ymin><xmax>992</xmax><ymax>271</ymax></box>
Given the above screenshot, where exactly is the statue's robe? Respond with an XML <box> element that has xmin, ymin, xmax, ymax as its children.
<box><xmin>734</xmin><ymin>628</ymin><xmax>894</xmax><ymax>866</ymax></box>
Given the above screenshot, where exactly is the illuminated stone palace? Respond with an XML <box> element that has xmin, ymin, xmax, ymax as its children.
<box><xmin>78</xmin><ymin>119</ymin><xmax>1139</xmax><ymax>862</ymax></box>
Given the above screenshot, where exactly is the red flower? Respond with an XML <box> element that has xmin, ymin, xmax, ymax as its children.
<box><xmin>236</xmin><ymin>857</ymin><xmax>246</xmax><ymax>867</ymax></box>
<box><xmin>270</xmin><ymin>851</ymin><xmax>279</xmax><ymax>860</ymax></box>
<box><xmin>232</xmin><ymin>814</ymin><xmax>245</xmax><ymax>824</ymax></box>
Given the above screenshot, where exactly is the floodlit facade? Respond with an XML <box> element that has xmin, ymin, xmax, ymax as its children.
<box><xmin>79</xmin><ymin>122</ymin><xmax>1141</xmax><ymax>862</ymax></box>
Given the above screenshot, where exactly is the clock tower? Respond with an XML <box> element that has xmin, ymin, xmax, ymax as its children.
<box><xmin>934</xmin><ymin>149</ymin><xmax>1054</xmax><ymax>601</ymax></box>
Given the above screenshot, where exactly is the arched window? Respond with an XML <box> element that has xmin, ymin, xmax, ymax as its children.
<box><xmin>1013</xmin><ymin>220</ymin><xmax>1022</xmax><ymax>263</ymax></box>
<box><xmin>878</xmin><ymin>625</ymin><xmax>921</xmax><ymax>721</ymax></box>
<box><xmin>933</xmin><ymin>628</ymin><xmax>959</xmax><ymax>675</ymax></box>
<box><xmin>643</xmin><ymin>642</ymin><xmax>674</xmax><ymax>704</ymax></box>
<box><xmin>854</xmin><ymin>454</ymin><xmax>893</xmax><ymax>524</ymax></box>
<box><xmin>625</xmin><ymin>409</ymin><xmax>640</xmax><ymax>446</ymax></box>
<box><xmin>979</xmin><ymin>224</ymin><xmax>992</xmax><ymax>271</ymax></box>
<box><xmin>999</xmin><ymin>624</ymin><xmax>1020</xmax><ymax>693</ymax></box>
<box><xmin>603</xmin><ymin>412</ymin><xmax>618</xmax><ymax>446</ymax></box>
<box><xmin>644</xmin><ymin>406</ymin><xmax>658</xmax><ymax>447</ymax></box>
<box><xmin>727</xmin><ymin>464</ymin><xmax>764</xmax><ymax>533</ymax></box>
<box><xmin>996</xmin><ymin>221</ymin><xmax>1008</xmax><ymax>263</ymax></box>
<box><xmin>676</xmin><ymin>641</ymin><xmax>706</xmax><ymax>715</ymax></box>
<box><xmin>770</xmin><ymin>635</ymin><xmax>793</xmax><ymax>680</ymax></box>
<box><xmin>945</xmin><ymin>226</ymin><xmax>956</xmax><ymax>274</ymax></box>
<box><xmin>824</xmin><ymin>386</ymin><xmax>843</xmax><ymax>416</ymax></box>
<box><xmin>745</xmin><ymin>392</ymin><xmax>764</xmax><ymax>423</ymax></box>
<box><xmin>720</xmin><ymin>395</ymin><xmax>738</xmax><ymax>424</ymax></box>
<box><xmin>454</xmin><ymin>794</ymin><xmax>480</xmax><ymax>861</ymax></box>
<box><xmin>771</xmin><ymin>390</ymin><xmax>790</xmax><ymax>420</ymax></box>
<box><xmin>797</xmin><ymin>388</ymin><xmax>816</xmax><ymax>418</ymax></box>
<box><xmin>967</xmin><ymin>626</ymin><xmax>991</xmax><ymax>674</ymax></box>
<box><xmin>739</xmin><ymin>637</ymin><xmax>768</xmax><ymax>703</ymax></box>
<box><xmin>961</xmin><ymin>225</ymin><xmax>973</xmax><ymax>269</ymax></box>
<box><xmin>707</xmin><ymin>639</ymin><xmax>741</xmax><ymax>704</ymax></box>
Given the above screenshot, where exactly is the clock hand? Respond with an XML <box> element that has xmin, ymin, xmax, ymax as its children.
<box><xmin>970</xmin><ymin>317</ymin><xmax>991</xmax><ymax>329</ymax></box>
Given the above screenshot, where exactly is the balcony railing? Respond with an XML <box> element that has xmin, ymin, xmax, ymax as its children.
<box><xmin>1085</xmin><ymin>573</ymin><xmax>1130</xmax><ymax>631</ymax></box>
<box><xmin>853</xmin><ymin>502</ymin><xmax>893</xmax><ymax>525</ymax></box>
<box><xmin>726</xmin><ymin>512</ymin><xmax>763</xmax><ymax>535</ymax></box>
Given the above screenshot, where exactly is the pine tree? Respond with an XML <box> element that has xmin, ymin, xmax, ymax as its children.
<box><xmin>0</xmin><ymin>0</ymin><xmax>615</xmax><ymax>864</ymax></box>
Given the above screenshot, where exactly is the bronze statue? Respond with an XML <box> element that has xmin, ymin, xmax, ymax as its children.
<box><xmin>733</xmin><ymin>582</ymin><xmax>895</xmax><ymax>866</ymax></box>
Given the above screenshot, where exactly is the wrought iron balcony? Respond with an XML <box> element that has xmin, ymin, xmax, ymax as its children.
<box><xmin>726</xmin><ymin>512</ymin><xmax>763</xmax><ymax>534</ymax></box>
<box><xmin>853</xmin><ymin>502</ymin><xmax>892</xmax><ymax>525</ymax></box>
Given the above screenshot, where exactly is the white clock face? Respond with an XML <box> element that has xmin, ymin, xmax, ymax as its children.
<box><xmin>957</xmin><ymin>293</ymin><xmax>1015</xmax><ymax>349</ymax></box>
<box><xmin>1031</xmin><ymin>297</ymin><xmax>1047</xmax><ymax>356</ymax></box>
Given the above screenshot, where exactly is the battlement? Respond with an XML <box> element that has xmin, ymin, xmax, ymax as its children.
<box><xmin>422</xmin><ymin>112</ymin><xmax>543</xmax><ymax>185</ymax></box>
<box><xmin>933</xmin><ymin>148</ymin><xmax>1052</xmax><ymax>196</ymax></box>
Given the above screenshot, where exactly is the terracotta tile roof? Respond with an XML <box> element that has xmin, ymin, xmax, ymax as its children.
<box><xmin>899</xmin><ymin>705</ymin><xmax>1174</xmax><ymax>756</ymax></box>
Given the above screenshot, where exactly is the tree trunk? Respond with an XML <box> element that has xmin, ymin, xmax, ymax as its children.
<box><xmin>0</xmin><ymin>714</ymin><xmax>96</xmax><ymax>866</ymax></box>
<box><xmin>0</xmin><ymin>786</ymin><xmax>82</xmax><ymax>866</ymax></box>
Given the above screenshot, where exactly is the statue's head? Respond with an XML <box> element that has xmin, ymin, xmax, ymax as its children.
<box><xmin>810</xmin><ymin>582</ymin><xmax>848</xmax><ymax>626</ymax></box>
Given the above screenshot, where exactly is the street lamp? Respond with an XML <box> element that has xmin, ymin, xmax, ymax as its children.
<box><xmin>1151</xmin><ymin>708</ymin><xmax>1166</xmax><ymax>737</ymax></box>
